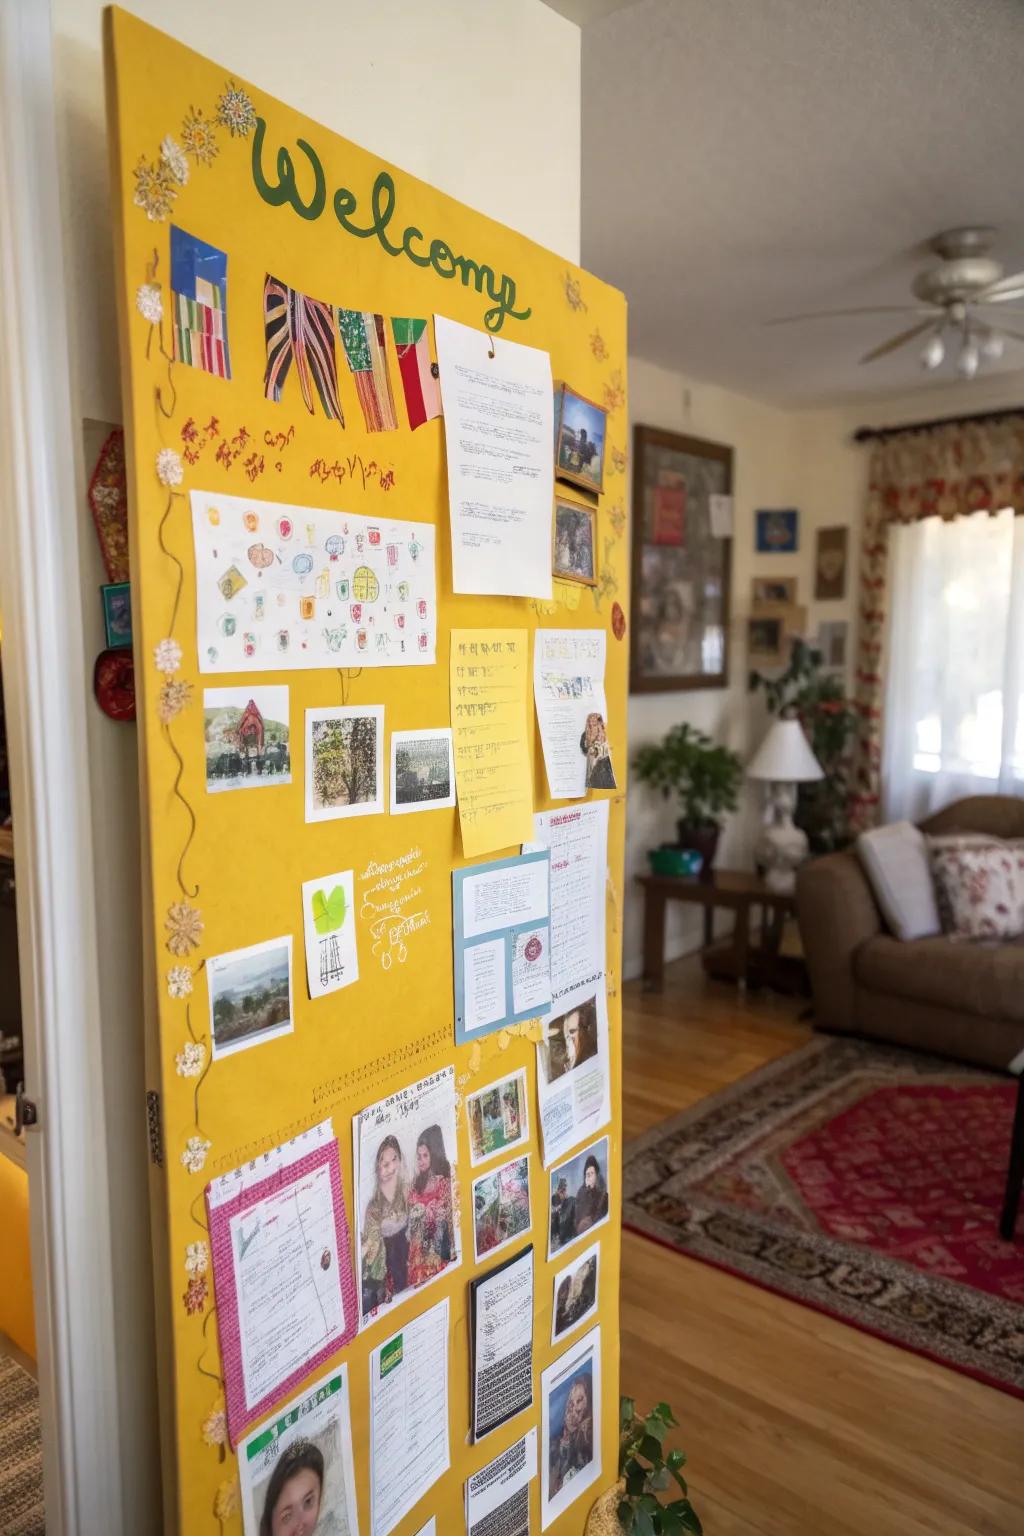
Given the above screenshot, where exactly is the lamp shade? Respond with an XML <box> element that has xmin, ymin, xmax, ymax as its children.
<box><xmin>747</xmin><ymin>716</ymin><xmax>824</xmax><ymax>782</ymax></box>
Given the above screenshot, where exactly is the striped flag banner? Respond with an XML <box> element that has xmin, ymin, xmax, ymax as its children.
<box><xmin>391</xmin><ymin>317</ymin><xmax>442</xmax><ymax>431</ymax></box>
<box><xmin>170</xmin><ymin>225</ymin><xmax>231</xmax><ymax>380</ymax></box>
<box><xmin>263</xmin><ymin>275</ymin><xmax>344</xmax><ymax>424</ymax></box>
<box><xmin>337</xmin><ymin>309</ymin><xmax>398</xmax><ymax>432</ymax></box>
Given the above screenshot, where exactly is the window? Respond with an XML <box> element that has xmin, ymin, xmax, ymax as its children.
<box><xmin>882</xmin><ymin>508</ymin><xmax>1024</xmax><ymax>821</ymax></box>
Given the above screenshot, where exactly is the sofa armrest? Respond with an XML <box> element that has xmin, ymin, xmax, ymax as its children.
<box><xmin>797</xmin><ymin>849</ymin><xmax>882</xmax><ymax>1033</ymax></box>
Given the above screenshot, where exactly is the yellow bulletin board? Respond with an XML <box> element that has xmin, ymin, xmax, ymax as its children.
<box><xmin>105</xmin><ymin>9</ymin><xmax>628</xmax><ymax>1533</ymax></box>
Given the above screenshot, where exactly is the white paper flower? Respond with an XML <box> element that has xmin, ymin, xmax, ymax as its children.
<box><xmin>181</xmin><ymin>1135</ymin><xmax>211</xmax><ymax>1174</ymax></box>
<box><xmin>156</xmin><ymin>447</ymin><xmax>184</xmax><ymax>487</ymax></box>
<box><xmin>185</xmin><ymin>1240</ymin><xmax>209</xmax><ymax>1277</ymax></box>
<box><xmin>175</xmin><ymin>1041</ymin><xmax>206</xmax><ymax>1079</ymax></box>
<box><xmin>135</xmin><ymin>282</ymin><xmax>163</xmax><ymax>324</ymax></box>
<box><xmin>153</xmin><ymin>638</ymin><xmax>183</xmax><ymax>675</ymax></box>
<box><xmin>167</xmin><ymin>965</ymin><xmax>193</xmax><ymax>999</ymax></box>
<box><xmin>159</xmin><ymin>134</ymin><xmax>190</xmax><ymax>187</ymax></box>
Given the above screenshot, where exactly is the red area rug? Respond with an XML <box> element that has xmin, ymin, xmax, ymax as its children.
<box><xmin>623</xmin><ymin>1037</ymin><xmax>1024</xmax><ymax>1397</ymax></box>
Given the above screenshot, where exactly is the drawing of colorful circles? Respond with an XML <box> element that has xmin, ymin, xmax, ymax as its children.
<box><xmin>324</xmin><ymin>534</ymin><xmax>345</xmax><ymax>558</ymax></box>
<box><xmin>291</xmin><ymin>551</ymin><xmax>314</xmax><ymax>576</ymax></box>
<box><xmin>277</xmin><ymin>515</ymin><xmax>293</xmax><ymax>540</ymax></box>
<box><xmin>352</xmin><ymin>565</ymin><xmax>380</xmax><ymax>602</ymax></box>
<box><xmin>247</xmin><ymin>542</ymin><xmax>274</xmax><ymax>569</ymax></box>
<box><xmin>218</xmin><ymin>613</ymin><xmax>237</xmax><ymax>637</ymax></box>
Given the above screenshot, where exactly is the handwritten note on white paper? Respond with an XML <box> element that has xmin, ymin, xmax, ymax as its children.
<box><xmin>435</xmin><ymin>314</ymin><xmax>553</xmax><ymax>599</ymax></box>
<box><xmin>370</xmin><ymin>1299</ymin><xmax>450</xmax><ymax>1536</ymax></box>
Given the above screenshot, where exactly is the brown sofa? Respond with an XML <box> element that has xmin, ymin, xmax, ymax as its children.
<box><xmin>796</xmin><ymin>796</ymin><xmax>1024</xmax><ymax>1071</ymax></box>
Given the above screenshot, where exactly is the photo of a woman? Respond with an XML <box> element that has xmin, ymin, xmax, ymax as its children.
<box><xmin>259</xmin><ymin>1439</ymin><xmax>324</xmax><ymax>1536</ymax></box>
<box><xmin>360</xmin><ymin>1134</ymin><xmax>409</xmax><ymax>1316</ymax></box>
<box><xmin>574</xmin><ymin>1155</ymin><xmax>609</xmax><ymax>1236</ymax></box>
<box><xmin>407</xmin><ymin>1123</ymin><xmax>454</xmax><ymax>1286</ymax></box>
<box><xmin>548</xmin><ymin>1371</ymin><xmax>594</xmax><ymax>1496</ymax></box>
<box><xmin>579</xmin><ymin>712</ymin><xmax>616</xmax><ymax>790</ymax></box>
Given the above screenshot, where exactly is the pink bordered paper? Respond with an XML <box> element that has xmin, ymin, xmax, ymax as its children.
<box><xmin>205</xmin><ymin>1119</ymin><xmax>357</xmax><ymax>1447</ymax></box>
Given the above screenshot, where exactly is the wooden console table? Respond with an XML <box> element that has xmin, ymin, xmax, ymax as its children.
<box><xmin>636</xmin><ymin>869</ymin><xmax>800</xmax><ymax>994</ymax></box>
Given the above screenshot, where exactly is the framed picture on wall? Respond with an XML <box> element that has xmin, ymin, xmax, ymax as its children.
<box><xmin>630</xmin><ymin>425</ymin><xmax>732</xmax><ymax>692</ymax></box>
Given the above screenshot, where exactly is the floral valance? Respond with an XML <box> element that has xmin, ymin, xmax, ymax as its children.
<box><xmin>867</xmin><ymin>411</ymin><xmax>1024</xmax><ymax>524</ymax></box>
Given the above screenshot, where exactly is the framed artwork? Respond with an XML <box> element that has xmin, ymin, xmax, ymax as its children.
<box><xmin>552</xmin><ymin>498</ymin><xmax>598</xmax><ymax>587</ymax></box>
<box><xmin>748</xmin><ymin>605</ymin><xmax>806</xmax><ymax>667</ymax></box>
<box><xmin>751</xmin><ymin>575</ymin><xmax>797</xmax><ymax>608</ymax></box>
<box><xmin>101</xmin><ymin>581</ymin><xmax>132</xmax><ymax>649</ymax></box>
<box><xmin>755</xmin><ymin>508</ymin><xmax>799</xmax><ymax>553</ymax></box>
<box><xmin>817</xmin><ymin>620</ymin><xmax>849</xmax><ymax>670</ymax></box>
<box><xmin>630</xmin><ymin>425</ymin><xmax>732</xmax><ymax>693</ymax></box>
<box><xmin>554</xmin><ymin>383</ymin><xmax>606</xmax><ymax>495</ymax></box>
<box><xmin>814</xmin><ymin>525</ymin><xmax>849</xmax><ymax>600</ymax></box>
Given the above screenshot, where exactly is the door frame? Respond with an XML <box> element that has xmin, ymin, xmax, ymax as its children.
<box><xmin>0</xmin><ymin>1</ymin><xmax>125</xmax><ymax>1530</ymax></box>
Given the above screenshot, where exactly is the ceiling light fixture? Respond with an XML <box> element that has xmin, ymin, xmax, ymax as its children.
<box><xmin>957</xmin><ymin>335</ymin><xmax>980</xmax><ymax>379</ymax></box>
<box><xmin>920</xmin><ymin>331</ymin><xmax>945</xmax><ymax>370</ymax></box>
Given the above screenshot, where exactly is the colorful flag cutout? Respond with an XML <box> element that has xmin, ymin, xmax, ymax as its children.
<box><xmin>337</xmin><ymin>309</ymin><xmax>398</xmax><ymax>432</ymax></box>
<box><xmin>263</xmin><ymin>275</ymin><xmax>344</xmax><ymax>424</ymax></box>
<box><xmin>391</xmin><ymin>317</ymin><xmax>442</xmax><ymax>431</ymax></box>
<box><xmin>170</xmin><ymin>225</ymin><xmax>231</xmax><ymax>379</ymax></box>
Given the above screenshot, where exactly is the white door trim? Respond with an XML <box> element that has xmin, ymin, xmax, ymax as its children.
<box><xmin>0</xmin><ymin>1</ymin><xmax>125</xmax><ymax>1530</ymax></box>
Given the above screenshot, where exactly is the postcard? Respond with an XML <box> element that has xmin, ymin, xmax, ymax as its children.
<box><xmin>207</xmin><ymin>935</ymin><xmax>294</xmax><ymax>1059</ymax></box>
<box><xmin>301</xmin><ymin>868</ymin><xmax>358</xmax><ymax>1000</ymax></box>
<box><xmin>390</xmin><ymin>727</ymin><xmax>455</xmax><ymax>814</ymax></box>
<box><xmin>551</xmin><ymin>1240</ymin><xmax>600</xmax><ymax>1344</ymax></box>
<box><xmin>204</xmin><ymin>685</ymin><xmax>290</xmax><ymax>793</ymax></box>
<box><xmin>305</xmin><ymin>705</ymin><xmax>384</xmax><ymax>821</ymax></box>
<box><xmin>466</xmin><ymin>1068</ymin><xmax>530</xmax><ymax>1167</ymax></box>
<box><xmin>472</xmin><ymin>1153</ymin><xmax>532</xmax><ymax>1264</ymax></box>
<box><xmin>540</xmin><ymin>1327</ymin><xmax>602</xmax><ymax>1529</ymax></box>
<box><xmin>548</xmin><ymin>1136</ymin><xmax>610</xmax><ymax>1260</ymax></box>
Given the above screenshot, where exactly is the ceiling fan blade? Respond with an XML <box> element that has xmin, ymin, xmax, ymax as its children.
<box><xmin>764</xmin><ymin>305</ymin><xmax>934</xmax><ymax>327</ymax></box>
<box><xmin>977</xmin><ymin>272</ymin><xmax>1024</xmax><ymax>303</ymax></box>
<box><xmin>859</xmin><ymin>319</ymin><xmax>936</xmax><ymax>364</ymax></box>
<box><xmin>988</xmin><ymin>323</ymin><xmax>1024</xmax><ymax>345</ymax></box>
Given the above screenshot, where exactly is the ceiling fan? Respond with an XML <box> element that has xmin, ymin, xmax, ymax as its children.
<box><xmin>767</xmin><ymin>227</ymin><xmax>1024</xmax><ymax>377</ymax></box>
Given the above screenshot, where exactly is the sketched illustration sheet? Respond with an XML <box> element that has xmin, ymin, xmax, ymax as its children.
<box><xmin>191</xmin><ymin>488</ymin><xmax>436</xmax><ymax>672</ymax></box>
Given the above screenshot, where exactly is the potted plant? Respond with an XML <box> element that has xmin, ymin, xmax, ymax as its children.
<box><xmin>632</xmin><ymin>723</ymin><xmax>743</xmax><ymax>874</ymax></box>
<box><xmin>750</xmin><ymin>639</ymin><xmax>858</xmax><ymax>853</ymax></box>
<box><xmin>586</xmin><ymin>1398</ymin><xmax>702</xmax><ymax>1536</ymax></box>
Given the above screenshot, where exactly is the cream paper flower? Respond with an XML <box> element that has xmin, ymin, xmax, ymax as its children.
<box><xmin>159</xmin><ymin>134</ymin><xmax>190</xmax><ymax>187</ymax></box>
<box><xmin>175</xmin><ymin>1041</ymin><xmax>206</xmax><ymax>1079</ymax></box>
<box><xmin>156</xmin><ymin>447</ymin><xmax>184</xmax><ymax>487</ymax></box>
<box><xmin>153</xmin><ymin>638</ymin><xmax>183</xmax><ymax>675</ymax></box>
<box><xmin>181</xmin><ymin>1135</ymin><xmax>211</xmax><ymax>1174</ymax></box>
<box><xmin>185</xmin><ymin>1240</ymin><xmax>209</xmax><ymax>1276</ymax></box>
<box><xmin>135</xmin><ymin>282</ymin><xmax>163</xmax><ymax>324</ymax></box>
<box><xmin>167</xmin><ymin>965</ymin><xmax>193</xmax><ymax>999</ymax></box>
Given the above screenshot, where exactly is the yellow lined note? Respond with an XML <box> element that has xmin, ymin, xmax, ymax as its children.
<box><xmin>450</xmin><ymin>629</ymin><xmax>533</xmax><ymax>857</ymax></box>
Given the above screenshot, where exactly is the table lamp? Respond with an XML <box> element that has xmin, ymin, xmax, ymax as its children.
<box><xmin>747</xmin><ymin>711</ymin><xmax>824</xmax><ymax>894</ymax></box>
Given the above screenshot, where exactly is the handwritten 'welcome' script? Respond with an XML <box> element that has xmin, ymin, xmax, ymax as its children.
<box><xmin>251</xmin><ymin>119</ymin><xmax>531</xmax><ymax>335</ymax></box>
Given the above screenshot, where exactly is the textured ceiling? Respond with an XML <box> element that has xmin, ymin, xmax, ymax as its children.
<box><xmin>580</xmin><ymin>0</ymin><xmax>1024</xmax><ymax>405</ymax></box>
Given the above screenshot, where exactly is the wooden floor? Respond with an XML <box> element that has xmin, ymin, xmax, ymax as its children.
<box><xmin>619</xmin><ymin>955</ymin><xmax>1024</xmax><ymax>1536</ymax></box>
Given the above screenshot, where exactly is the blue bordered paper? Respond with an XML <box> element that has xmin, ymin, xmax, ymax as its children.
<box><xmin>453</xmin><ymin>851</ymin><xmax>551</xmax><ymax>1044</ymax></box>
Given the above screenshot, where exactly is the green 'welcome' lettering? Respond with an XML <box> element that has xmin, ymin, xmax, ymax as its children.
<box><xmin>252</xmin><ymin>118</ymin><xmax>531</xmax><ymax>333</ymax></box>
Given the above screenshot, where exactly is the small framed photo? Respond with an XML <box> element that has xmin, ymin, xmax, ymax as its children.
<box><xmin>751</xmin><ymin>575</ymin><xmax>797</xmax><ymax>609</ymax></box>
<box><xmin>755</xmin><ymin>508</ymin><xmax>799</xmax><ymax>553</ymax></box>
<box><xmin>554</xmin><ymin>383</ymin><xmax>606</xmax><ymax>495</ymax></box>
<box><xmin>207</xmin><ymin>935</ymin><xmax>294</xmax><ymax>1060</ymax></box>
<box><xmin>553</xmin><ymin>498</ymin><xmax>598</xmax><ymax>587</ymax></box>
<box><xmin>814</xmin><ymin>526</ymin><xmax>849</xmax><ymax>600</ymax></box>
<box><xmin>305</xmin><ymin>705</ymin><xmax>384</xmax><ymax>822</ymax></box>
<box><xmin>747</xmin><ymin>605</ymin><xmax>806</xmax><ymax>667</ymax></box>
<box><xmin>101</xmin><ymin>581</ymin><xmax>132</xmax><ymax>649</ymax></box>
<box><xmin>390</xmin><ymin>728</ymin><xmax>455</xmax><ymax>814</ymax></box>
<box><xmin>817</xmin><ymin>620</ymin><xmax>849</xmax><ymax>671</ymax></box>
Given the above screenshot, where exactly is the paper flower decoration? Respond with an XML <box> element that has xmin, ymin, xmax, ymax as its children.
<box><xmin>175</xmin><ymin>1041</ymin><xmax>206</xmax><ymax>1078</ymax></box>
<box><xmin>159</xmin><ymin>134</ymin><xmax>189</xmax><ymax>187</ymax></box>
<box><xmin>132</xmin><ymin>155</ymin><xmax>177</xmax><ymax>221</ymax></box>
<box><xmin>610</xmin><ymin>447</ymin><xmax>627</xmax><ymax>476</ymax></box>
<box><xmin>213</xmin><ymin>1479</ymin><xmax>240</xmax><ymax>1524</ymax></box>
<box><xmin>153</xmin><ymin>638</ymin><xmax>183</xmax><ymax>675</ymax></box>
<box><xmin>165</xmin><ymin>900</ymin><xmax>203</xmax><ymax>955</ymax></box>
<box><xmin>201</xmin><ymin>1400</ymin><xmax>227</xmax><ymax>1448</ymax></box>
<box><xmin>603</xmin><ymin>369</ymin><xmax>626</xmax><ymax>414</ymax></box>
<box><xmin>135</xmin><ymin>283</ymin><xmax>163</xmax><ymax>324</ymax></box>
<box><xmin>167</xmin><ymin>966</ymin><xmax>193</xmax><ymax>1000</ymax></box>
<box><xmin>181</xmin><ymin>107</ymin><xmax>218</xmax><ymax>166</ymax></box>
<box><xmin>156</xmin><ymin>447</ymin><xmax>184</xmax><ymax>487</ymax></box>
<box><xmin>589</xmin><ymin>329</ymin><xmax>609</xmax><ymax>361</ymax></box>
<box><xmin>158</xmin><ymin>678</ymin><xmax>193</xmax><ymax>722</ymax></box>
<box><xmin>185</xmin><ymin>1241</ymin><xmax>209</xmax><ymax>1277</ymax></box>
<box><xmin>181</xmin><ymin>1135</ymin><xmax>211</xmax><ymax>1174</ymax></box>
<box><xmin>183</xmin><ymin>1275</ymin><xmax>208</xmax><ymax>1315</ymax></box>
<box><xmin>216</xmin><ymin>80</ymin><xmax>256</xmax><ymax>139</ymax></box>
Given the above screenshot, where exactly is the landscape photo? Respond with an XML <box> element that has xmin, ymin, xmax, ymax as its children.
<box><xmin>391</xmin><ymin>728</ymin><xmax>455</xmax><ymax>813</ymax></box>
<box><xmin>305</xmin><ymin>705</ymin><xmax>384</xmax><ymax>821</ymax></box>
<box><xmin>204</xmin><ymin>685</ymin><xmax>290</xmax><ymax>793</ymax></box>
<box><xmin>208</xmin><ymin>936</ymin><xmax>294</xmax><ymax>1059</ymax></box>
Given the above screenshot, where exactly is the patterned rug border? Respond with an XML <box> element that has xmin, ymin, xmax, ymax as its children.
<box><xmin>623</xmin><ymin>1036</ymin><xmax>1024</xmax><ymax>1401</ymax></box>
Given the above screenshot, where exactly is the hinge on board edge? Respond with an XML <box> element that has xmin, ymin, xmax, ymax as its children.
<box><xmin>146</xmin><ymin>1089</ymin><xmax>163</xmax><ymax>1167</ymax></box>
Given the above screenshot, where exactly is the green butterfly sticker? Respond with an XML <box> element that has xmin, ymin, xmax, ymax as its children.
<box><xmin>312</xmin><ymin>884</ymin><xmax>347</xmax><ymax>935</ymax></box>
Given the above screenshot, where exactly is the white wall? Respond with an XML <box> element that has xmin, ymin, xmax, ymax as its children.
<box><xmin>623</xmin><ymin>358</ymin><xmax>1024</xmax><ymax>979</ymax></box>
<box><xmin>46</xmin><ymin>3</ymin><xmax>581</xmax><ymax>1528</ymax></box>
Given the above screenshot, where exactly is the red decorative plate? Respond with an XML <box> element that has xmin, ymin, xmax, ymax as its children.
<box><xmin>94</xmin><ymin>648</ymin><xmax>136</xmax><ymax>722</ymax></box>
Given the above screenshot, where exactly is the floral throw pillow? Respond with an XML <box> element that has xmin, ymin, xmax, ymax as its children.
<box><xmin>927</xmin><ymin>836</ymin><xmax>1024</xmax><ymax>940</ymax></box>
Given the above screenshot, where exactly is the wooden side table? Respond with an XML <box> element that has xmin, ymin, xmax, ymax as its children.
<box><xmin>636</xmin><ymin>869</ymin><xmax>799</xmax><ymax>995</ymax></box>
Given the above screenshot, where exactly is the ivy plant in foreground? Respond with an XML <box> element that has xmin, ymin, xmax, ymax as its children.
<box><xmin>617</xmin><ymin>1398</ymin><xmax>702</xmax><ymax>1536</ymax></box>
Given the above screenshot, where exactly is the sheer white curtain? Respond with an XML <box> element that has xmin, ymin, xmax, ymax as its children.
<box><xmin>882</xmin><ymin>508</ymin><xmax>1024</xmax><ymax>821</ymax></box>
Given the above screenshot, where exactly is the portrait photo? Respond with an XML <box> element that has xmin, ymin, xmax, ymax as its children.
<box><xmin>539</xmin><ymin>995</ymin><xmax>600</xmax><ymax>1086</ymax></box>
<box><xmin>541</xmin><ymin>1328</ymin><xmax>602</xmax><ymax>1526</ymax></box>
<box><xmin>548</xmin><ymin>1136</ymin><xmax>610</xmax><ymax>1259</ymax></box>
<box><xmin>354</xmin><ymin>1067</ymin><xmax>460</xmax><ymax>1329</ymax></box>
<box><xmin>238</xmin><ymin>1366</ymin><xmax>359</xmax><ymax>1536</ymax></box>
<box><xmin>207</xmin><ymin>935</ymin><xmax>294</xmax><ymax>1060</ymax></box>
<box><xmin>555</xmin><ymin>384</ymin><xmax>607</xmax><ymax>494</ymax></box>
<box><xmin>472</xmin><ymin>1153</ymin><xmax>532</xmax><ymax>1262</ymax></box>
<box><xmin>552</xmin><ymin>1241</ymin><xmax>600</xmax><ymax>1343</ymax></box>
<box><xmin>390</xmin><ymin>727</ymin><xmax>455</xmax><ymax>814</ymax></box>
<box><xmin>305</xmin><ymin>705</ymin><xmax>384</xmax><ymax>822</ymax></box>
<box><xmin>579</xmin><ymin>713</ymin><xmax>617</xmax><ymax>790</ymax></box>
<box><xmin>553</xmin><ymin>499</ymin><xmax>598</xmax><ymax>586</ymax></box>
<box><xmin>466</xmin><ymin>1068</ymin><xmax>530</xmax><ymax>1167</ymax></box>
<box><xmin>814</xmin><ymin>525</ymin><xmax>849</xmax><ymax>600</ymax></box>
<box><xmin>204</xmin><ymin>685</ymin><xmax>291</xmax><ymax>793</ymax></box>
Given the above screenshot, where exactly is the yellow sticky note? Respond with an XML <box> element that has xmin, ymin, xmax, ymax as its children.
<box><xmin>450</xmin><ymin>630</ymin><xmax>533</xmax><ymax>857</ymax></box>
